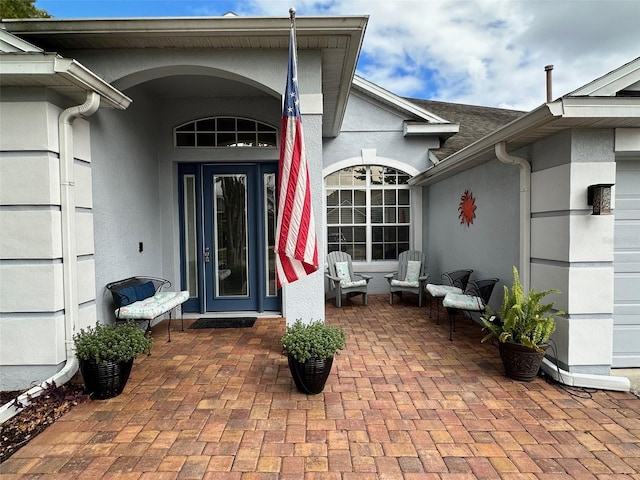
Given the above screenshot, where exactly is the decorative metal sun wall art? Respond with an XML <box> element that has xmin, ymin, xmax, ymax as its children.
<box><xmin>458</xmin><ymin>190</ymin><xmax>476</xmax><ymax>227</ymax></box>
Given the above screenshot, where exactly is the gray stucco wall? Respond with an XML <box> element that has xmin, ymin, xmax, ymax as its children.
<box><xmin>325</xmin><ymin>93</ymin><xmax>438</xmax><ymax>170</ymax></box>
<box><xmin>425</xmin><ymin>159</ymin><xmax>520</xmax><ymax>312</ymax></box>
<box><xmin>92</xmin><ymin>86</ymin><xmax>163</xmax><ymax>324</ymax></box>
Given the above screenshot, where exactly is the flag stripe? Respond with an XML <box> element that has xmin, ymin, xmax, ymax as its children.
<box><xmin>275</xmin><ymin>17</ymin><xmax>319</xmax><ymax>288</ymax></box>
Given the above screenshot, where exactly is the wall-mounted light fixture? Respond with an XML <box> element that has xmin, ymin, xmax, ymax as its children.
<box><xmin>587</xmin><ymin>183</ymin><xmax>614</xmax><ymax>215</ymax></box>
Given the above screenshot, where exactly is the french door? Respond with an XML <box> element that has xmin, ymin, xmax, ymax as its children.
<box><xmin>179</xmin><ymin>163</ymin><xmax>280</xmax><ymax>313</ymax></box>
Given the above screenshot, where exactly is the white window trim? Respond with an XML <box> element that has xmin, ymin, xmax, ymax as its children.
<box><xmin>323</xmin><ymin>151</ymin><xmax>422</xmax><ymax>264</ymax></box>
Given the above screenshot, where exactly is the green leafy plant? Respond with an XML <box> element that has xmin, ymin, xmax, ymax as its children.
<box><xmin>73</xmin><ymin>321</ymin><xmax>152</xmax><ymax>364</ymax></box>
<box><xmin>281</xmin><ymin>319</ymin><xmax>346</xmax><ymax>363</ymax></box>
<box><xmin>481</xmin><ymin>266</ymin><xmax>564</xmax><ymax>352</ymax></box>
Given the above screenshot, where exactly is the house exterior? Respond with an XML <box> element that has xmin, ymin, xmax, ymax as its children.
<box><xmin>0</xmin><ymin>15</ymin><xmax>638</xmax><ymax>391</ymax></box>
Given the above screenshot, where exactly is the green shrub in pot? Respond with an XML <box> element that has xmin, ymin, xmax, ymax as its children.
<box><xmin>281</xmin><ymin>319</ymin><xmax>346</xmax><ymax>363</ymax></box>
<box><xmin>73</xmin><ymin>321</ymin><xmax>152</xmax><ymax>364</ymax></box>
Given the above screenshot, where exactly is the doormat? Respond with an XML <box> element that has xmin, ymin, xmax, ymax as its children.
<box><xmin>189</xmin><ymin>317</ymin><xmax>256</xmax><ymax>329</ymax></box>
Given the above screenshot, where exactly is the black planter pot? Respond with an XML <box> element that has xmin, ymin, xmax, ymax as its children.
<box><xmin>499</xmin><ymin>342</ymin><xmax>549</xmax><ymax>382</ymax></box>
<box><xmin>79</xmin><ymin>358</ymin><xmax>134</xmax><ymax>399</ymax></box>
<box><xmin>287</xmin><ymin>354</ymin><xmax>333</xmax><ymax>395</ymax></box>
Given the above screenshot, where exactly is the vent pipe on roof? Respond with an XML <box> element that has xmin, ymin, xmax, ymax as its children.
<box><xmin>545</xmin><ymin>65</ymin><xmax>554</xmax><ymax>103</ymax></box>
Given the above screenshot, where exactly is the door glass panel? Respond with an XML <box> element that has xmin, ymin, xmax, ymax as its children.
<box><xmin>264</xmin><ymin>173</ymin><xmax>277</xmax><ymax>297</ymax></box>
<box><xmin>183</xmin><ymin>175</ymin><xmax>198</xmax><ymax>298</ymax></box>
<box><xmin>214</xmin><ymin>174</ymin><xmax>248</xmax><ymax>297</ymax></box>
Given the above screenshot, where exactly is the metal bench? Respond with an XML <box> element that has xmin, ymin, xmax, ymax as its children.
<box><xmin>106</xmin><ymin>276</ymin><xmax>189</xmax><ymax>344</ymax></box>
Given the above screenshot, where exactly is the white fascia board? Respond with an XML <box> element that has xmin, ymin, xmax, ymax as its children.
<box><xmin>352</xmin><ymin>75</ymin><xmax>451</xmax><ymax>124</ymax></box>
<box><xmin>1</xmin><ymin>53</ymin><xmax>131</xmax><ymax>109</ymax></box>
<box><xmin>54</xmin><ymin>57</ymin><xmax>131</xmax><ymax>109</ymax></box>
<box><xmin>559</xmin><ymin>96</ymin><xmax>640</xmax><ymax>117</ymax></box>
<box><xmin>403</xmin><ymin>121</ymin><xmax>459</xmax><ymax>138</ymax></box>
<box><xmin>569</xmin><ymin>57</ymin><xmax>640</xmax><ymax>97</ymax></box>
<box><xmin>0</xmin><ymin>52</ymin><xmax>59</xmax><ymax>74</ymax></box>
<box><xmin>0</xmin><ymin>29</ymin><xmax>42</xmax><ymax>53</ymax></box>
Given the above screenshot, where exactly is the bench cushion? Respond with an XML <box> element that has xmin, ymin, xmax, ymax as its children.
<box><xmin>116</xmin><ymin>291</ymin><xmax>189</xmax><ymax>320</ymax></box>
<box><xmin>442</xmin><ymin>292</ymin><xmax>486</xmax><ymax>311</ymax></box>
<box><xmin>426</xmin><ymin>284</ymin><xmax>463</xmax><ymax>298</ymax></box>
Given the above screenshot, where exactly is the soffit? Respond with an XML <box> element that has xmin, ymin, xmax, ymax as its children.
<box><xmin>3</xmin><ymin>16</ymin><xmax>368</xmax><ymax>136</ymax></box>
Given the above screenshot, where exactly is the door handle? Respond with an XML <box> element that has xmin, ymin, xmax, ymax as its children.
<box><xmin>204</xmin><ymin>247</ymin><xmax>210</xmax><ymax>263</ymax></box>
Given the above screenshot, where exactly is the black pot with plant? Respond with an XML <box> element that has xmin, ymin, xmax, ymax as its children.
<box><xmin>481</xmin><ymin>266</ymin><xmax>564</xmax><ymax>382</ymax></box>
<box><xmin>73</xmin><ymin>321</ymin><xmax>152</xmax><ymax>399</ymax></box>
<box><xmin>281</xmin><ymin>319</ymin><xmax>346</xmax><ymax>394</ymax></box>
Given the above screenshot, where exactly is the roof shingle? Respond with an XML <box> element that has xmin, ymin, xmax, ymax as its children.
<box><xmin>406</xmin><ymin>98</ymin><xmax>525</xmax><ymax>160</ymax></box>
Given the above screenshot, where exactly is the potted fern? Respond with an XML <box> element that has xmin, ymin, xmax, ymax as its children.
<box><xmin>281</xmin><ymin>319</ymin><xmax>346</xmax><ymax>394</ymax></box>
<box><xmin>73</xmin><ymin>321</ymin><xmax>152</xmax><ymax>399</ymax></box>
<box><xmin>481</xmin><ymin>266</ymin><xmax>564</xmax><ymax>382</ymax></box>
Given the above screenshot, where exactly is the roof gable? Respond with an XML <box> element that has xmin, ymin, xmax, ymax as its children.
<box><xmin>352</xmin><ymin>75</ymin><xmax>460</xmax><ymax>141</ymax></box>
<box><xmin>568</xmin><ymin>56</ymin><xmax>640</xmax><ymax>97</ymax></box>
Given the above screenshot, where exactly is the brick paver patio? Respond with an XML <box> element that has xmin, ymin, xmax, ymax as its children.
<box><xmin>2</xmin><ymin>294</ymin><xmax>639</xmax><ymax>479</ymax></box>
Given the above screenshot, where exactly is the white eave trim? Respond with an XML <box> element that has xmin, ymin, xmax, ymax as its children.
<box><xmin>403</xmin><ymin>121</ymin><xmax>459</xmax><ymax>138</ymax></box>
<box><xmin>0</xmin><ymin>53</ymin><xmax>131</xmax><ymax>109</ymax></box>
<box><xmin>352</xmin><ymin>75</ymin><xmax>452</xmax><ymax>124</ymax></box>
<box><xmin>569</xmin><ymin>56</ymin><xmax>640</xmax><ymax>97</ymax></box>
<box><xmin>409</xmin><ymin>94</ymin><xmax>640</xmax><ymax>187</ymax></box>
<box><xmin>0</xmin><ymin>27</ymin><xmax>43</xmax><ymax>52</ymax></box>
<box><xmin>54</xmin><ymin>57</ymin><xmax>131</xmax><ymax>109</ymax></box>
<box><xmin>558</xmin><ymin>96</ymin><xmax>640</xmax><ymax>117</ymax></box>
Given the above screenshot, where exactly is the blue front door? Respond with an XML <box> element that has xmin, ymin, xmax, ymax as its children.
<box><xmin>179</xmin><ymin>163</ymin><xmax>280</xmax><ymax>313</ymax></box>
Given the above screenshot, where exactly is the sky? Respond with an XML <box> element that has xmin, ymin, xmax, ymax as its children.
<box><xmin>36</xmin><ymin>0</ymin><xmax>640</xmax><ymax>112</ymax></box>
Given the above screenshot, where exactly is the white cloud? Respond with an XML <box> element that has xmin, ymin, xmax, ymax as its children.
<box><xmin>40</xmin><ymin>0</ymin><xmax>640</xmax><ymax>111</ymax></box>
<box><xmin>245</xmin><ymin>0</ymin><xmax>640</xmax><ymax>111</ymax></box>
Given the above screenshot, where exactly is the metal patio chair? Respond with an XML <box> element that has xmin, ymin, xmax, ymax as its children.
<box><xmin>425</xmin><ymin>269</ymin><xmax>473</xmax><ymax>323</ymax></box>
<box><xmin>442</xmin><ymin>277</ymin><xmax>499</xmax><ymax>341</ymax></box>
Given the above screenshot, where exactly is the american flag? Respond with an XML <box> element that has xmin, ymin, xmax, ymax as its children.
<box><xmin>275</xmin><ymin>12</ymin><xmax>319</xmax><ymax>288</ymax></box>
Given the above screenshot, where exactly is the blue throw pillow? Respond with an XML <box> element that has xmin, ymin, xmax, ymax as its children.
<box><xmin>114</xmin><ymin>286</ymin><xmax>137</xmax><ymax>307</ymax></box>
<box><xmin>134</xmin><ymin>281</ymin><xmax>156</xmax><ymax>301</ymax></box>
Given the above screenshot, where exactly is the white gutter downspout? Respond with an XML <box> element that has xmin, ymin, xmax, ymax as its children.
<box><xmin>495</xmin><ymin>142</ymin><xmax>531</xmax><ymax>292</ymax></box>
<box><xmin>0</xmin><ymin>92</ymin><xmax>101</xmax><ymax>424</ymax></box>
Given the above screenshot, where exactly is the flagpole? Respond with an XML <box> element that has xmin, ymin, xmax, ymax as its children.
<box><xmin>289</xmin><ymin>8</ymin><xmax>297</xmax><ymax>74</ymax></box>
<box><xmin>275</xmin><ymin>6</ymin><xmax>320</xmax><ymax>289</ymax></box>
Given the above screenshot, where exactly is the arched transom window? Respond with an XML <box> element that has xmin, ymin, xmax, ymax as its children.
<box><xmin>326</xmin><ymin>166</ymin><xmax>411</xmax><ymax>261</ymax></box>
<box><xmin>174</xmin><ymin>117</ymin><xmax>277</xmax><ymax>148</ymax></box>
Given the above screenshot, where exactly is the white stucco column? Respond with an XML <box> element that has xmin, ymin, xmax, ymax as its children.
<box><xmin>282</xmin><ymin>96</ymin><xmax>325</xmax><ymax>325</ymax></box>
<box><xmin>532</xmin><ymin>158</ymin><xmax>616</xmax><ymax>375</ymax></box>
